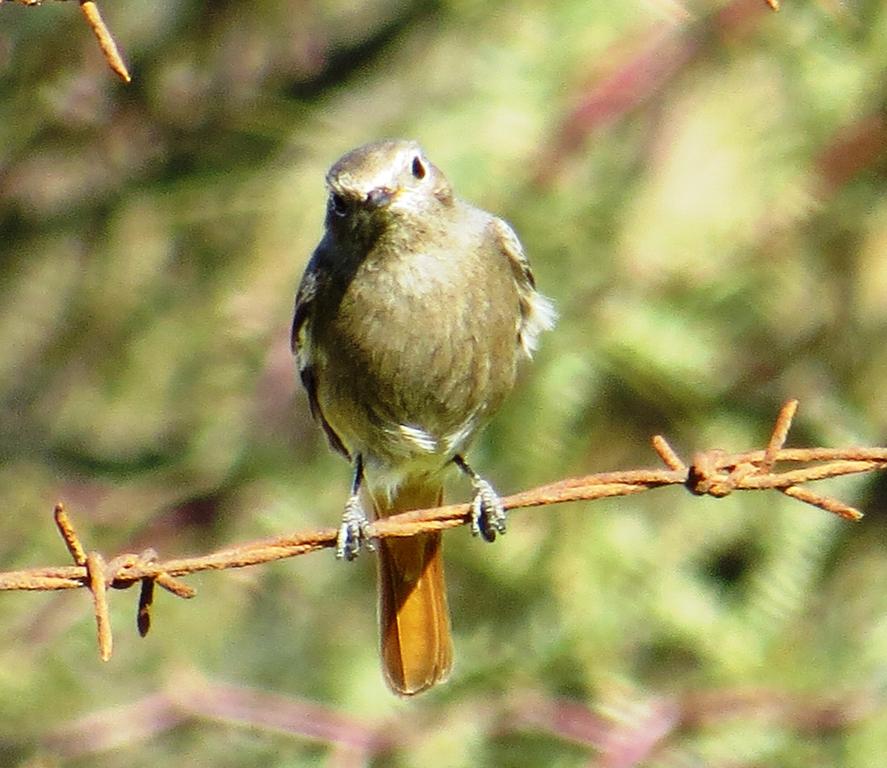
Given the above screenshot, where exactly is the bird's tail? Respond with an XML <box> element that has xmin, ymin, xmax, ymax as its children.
<box><xmin>372</xmin><ymin>477</ymin><xmax>453</xmax><ymax>696</ymax></box>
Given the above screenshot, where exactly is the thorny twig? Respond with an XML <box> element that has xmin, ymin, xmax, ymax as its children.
<box><xmin>4</xmin><ymin>0</ymin><xmax>131</xmax><ymax>82</ymax></box>
<box><xmin>0</xmin><ymin>400</ymin><xmax>883</xmax><ymax>662</ymax></box>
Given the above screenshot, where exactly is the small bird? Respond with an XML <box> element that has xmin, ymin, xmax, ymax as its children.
<box><xmin>292</xmin><ymin>140</ymin><xmax>554</xmax><ymax>695</ymax></box>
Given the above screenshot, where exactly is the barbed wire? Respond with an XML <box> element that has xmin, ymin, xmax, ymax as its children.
<box><xmin>4</xmin><ymin>0</ymin><xmax>130</xmax><ymax>82</ymax></box>
<box><xmin>1</xmin><ymin>400</ymin><xmax>884</xmax><ymax>662</ymax></box>
<box><xmin>2</xmin><ymin>0</ymin><xmax>782</xmax><ymax>87</ymax></box>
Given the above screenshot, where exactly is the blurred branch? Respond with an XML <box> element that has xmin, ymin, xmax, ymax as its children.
<box><xmin>814</xmin><ymin>114</ymin><xmax>887</xmax><ymax>198</ymax></box>
<box><xmin>0</xmin><ymin>400</ymin><xmax>884</xmax><ymax>662</ymax></box>
<box><xmin>536</xmin><ymin>0</ymin><xmax>781</xmax><ymax>184</ymax></box>
<box><xmin>4</xmin><ymin>0</ymin><xmax>131</xmax><ymax>82</ymax></box>
<box><xmin>45</xmin><ymin>674</ymin><xmax>392</xmax><ymax>759</ymax></box>
<box><xmin>508</xmin><ymin>686</ymin><xmax>882</xmax><ymax>768</ymax></box>
<box><xmin>42</xmin><ymin>673</ymin><xmax>883</xmax><ymax>762</ymax></box>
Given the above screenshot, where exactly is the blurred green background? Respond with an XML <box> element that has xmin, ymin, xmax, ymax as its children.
<box><xmin>0</xmin><ymin>0</ymin><xmax>885</xmax><ymax>765</ymax></box>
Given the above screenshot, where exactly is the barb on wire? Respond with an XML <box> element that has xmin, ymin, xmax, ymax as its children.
<box><xmin>4</xmin><ymin>0</ymin><xmax>131</xmax><ymax>82</ymax></box>
<box><xmin>79</xmin><ymin>0</ymin><xmax>131</xmax><ymax>82</ymax></box>
<box><xmin>0</xmin><ymin>400</ymin><xmax>884</xmax><ymax>662</ymax></box>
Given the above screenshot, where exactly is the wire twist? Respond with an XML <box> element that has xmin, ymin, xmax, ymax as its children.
<box><xmin>0</xmin><ymin>400</ymin><xmax>883</xmax><ymax>661</ymax></box>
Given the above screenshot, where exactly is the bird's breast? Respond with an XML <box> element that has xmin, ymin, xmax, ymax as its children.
<box><xmin>314</xmin><ymin>242</ymin><xmax>521</xmax><ymax>465</ymax></box>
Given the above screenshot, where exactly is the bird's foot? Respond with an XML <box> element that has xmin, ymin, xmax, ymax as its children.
<box><xmin>469</xmin><ymin>477</ymin><xmax>507</xmax><ymax>542</ymax></box>
<box><xmin>452</xmin><ymin>454</ymin><xmax>507</xmax><ymax>542</ymax></box>
<box><xmin>337</xmin><ymin>494</ymin><xmax>373</xmax><ymax>561</ymax></box>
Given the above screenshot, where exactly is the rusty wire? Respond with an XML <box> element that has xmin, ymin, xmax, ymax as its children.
<box><xmin>0</xmin><ymin>400</ymin><xmax>884</xmax><ymax>662</ymax></box>
<box><xmin>1</xmin><ymin>0</ymin><xmax>785</xmax><ymax>86</ymax></box>
<box><xmin>4</xmin><ymin>0</ymin><xmax>131</xmax><ymax>82</ymax></box>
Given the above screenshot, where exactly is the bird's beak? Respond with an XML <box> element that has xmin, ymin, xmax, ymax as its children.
<box><xmin>366</xmin><ymin>187</ymin><xmax>396</xmax><ymax>208</ymax></box>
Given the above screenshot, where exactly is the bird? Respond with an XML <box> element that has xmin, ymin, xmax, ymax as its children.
<box><xmin>292</xmin><ymin>139</ymin><xmax>554</xmax><ymax>695</ymax></box>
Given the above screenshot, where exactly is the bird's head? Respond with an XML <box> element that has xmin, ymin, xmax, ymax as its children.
<box><xmin>324</xmin><ymin>140</ymin><xmax>453</xmax><ymax>238</ymax></box>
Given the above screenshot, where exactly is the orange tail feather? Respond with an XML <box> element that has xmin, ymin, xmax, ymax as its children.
<box><xmin>373</xmin><ymin>479</ymin><xmax>453</xmax><ymax>696</ymax></box>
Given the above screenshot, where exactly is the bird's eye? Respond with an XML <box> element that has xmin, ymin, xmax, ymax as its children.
<box><xmin>329</xmin><ymin>193</ymin><xmax>348</xmax><ymax>216</ymax></box>
<box><xmin>411</xmin><ymin>155</ymin><xmax>426</xmax><ymax>180</ymax></box>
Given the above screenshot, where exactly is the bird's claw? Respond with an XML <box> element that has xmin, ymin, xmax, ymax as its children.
<box><xmin>470</xmin><ymin>478</ymin><xmax>506</xmax><ymax>543</ymax></box>
<box><xmin>337</xmin><ymin>494</ymin><xmax>373</xmax><ymax>560</ymax></box>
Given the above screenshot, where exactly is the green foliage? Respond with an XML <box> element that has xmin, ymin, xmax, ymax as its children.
<box><xmin>0</xmin><ymin>0</ymin><xmax>884</xmax><ymax>765</ymax></box>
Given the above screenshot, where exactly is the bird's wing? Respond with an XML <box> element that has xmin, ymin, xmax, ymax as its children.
<box><xmin>291</xmin><ymin>250</ymin><xmax>350</xmax><ymax>458</ymax></box>
<box><xmin>489</xmin><ymin>216</ymin><xmax>557</xmax><ymax>357</ymax></box>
